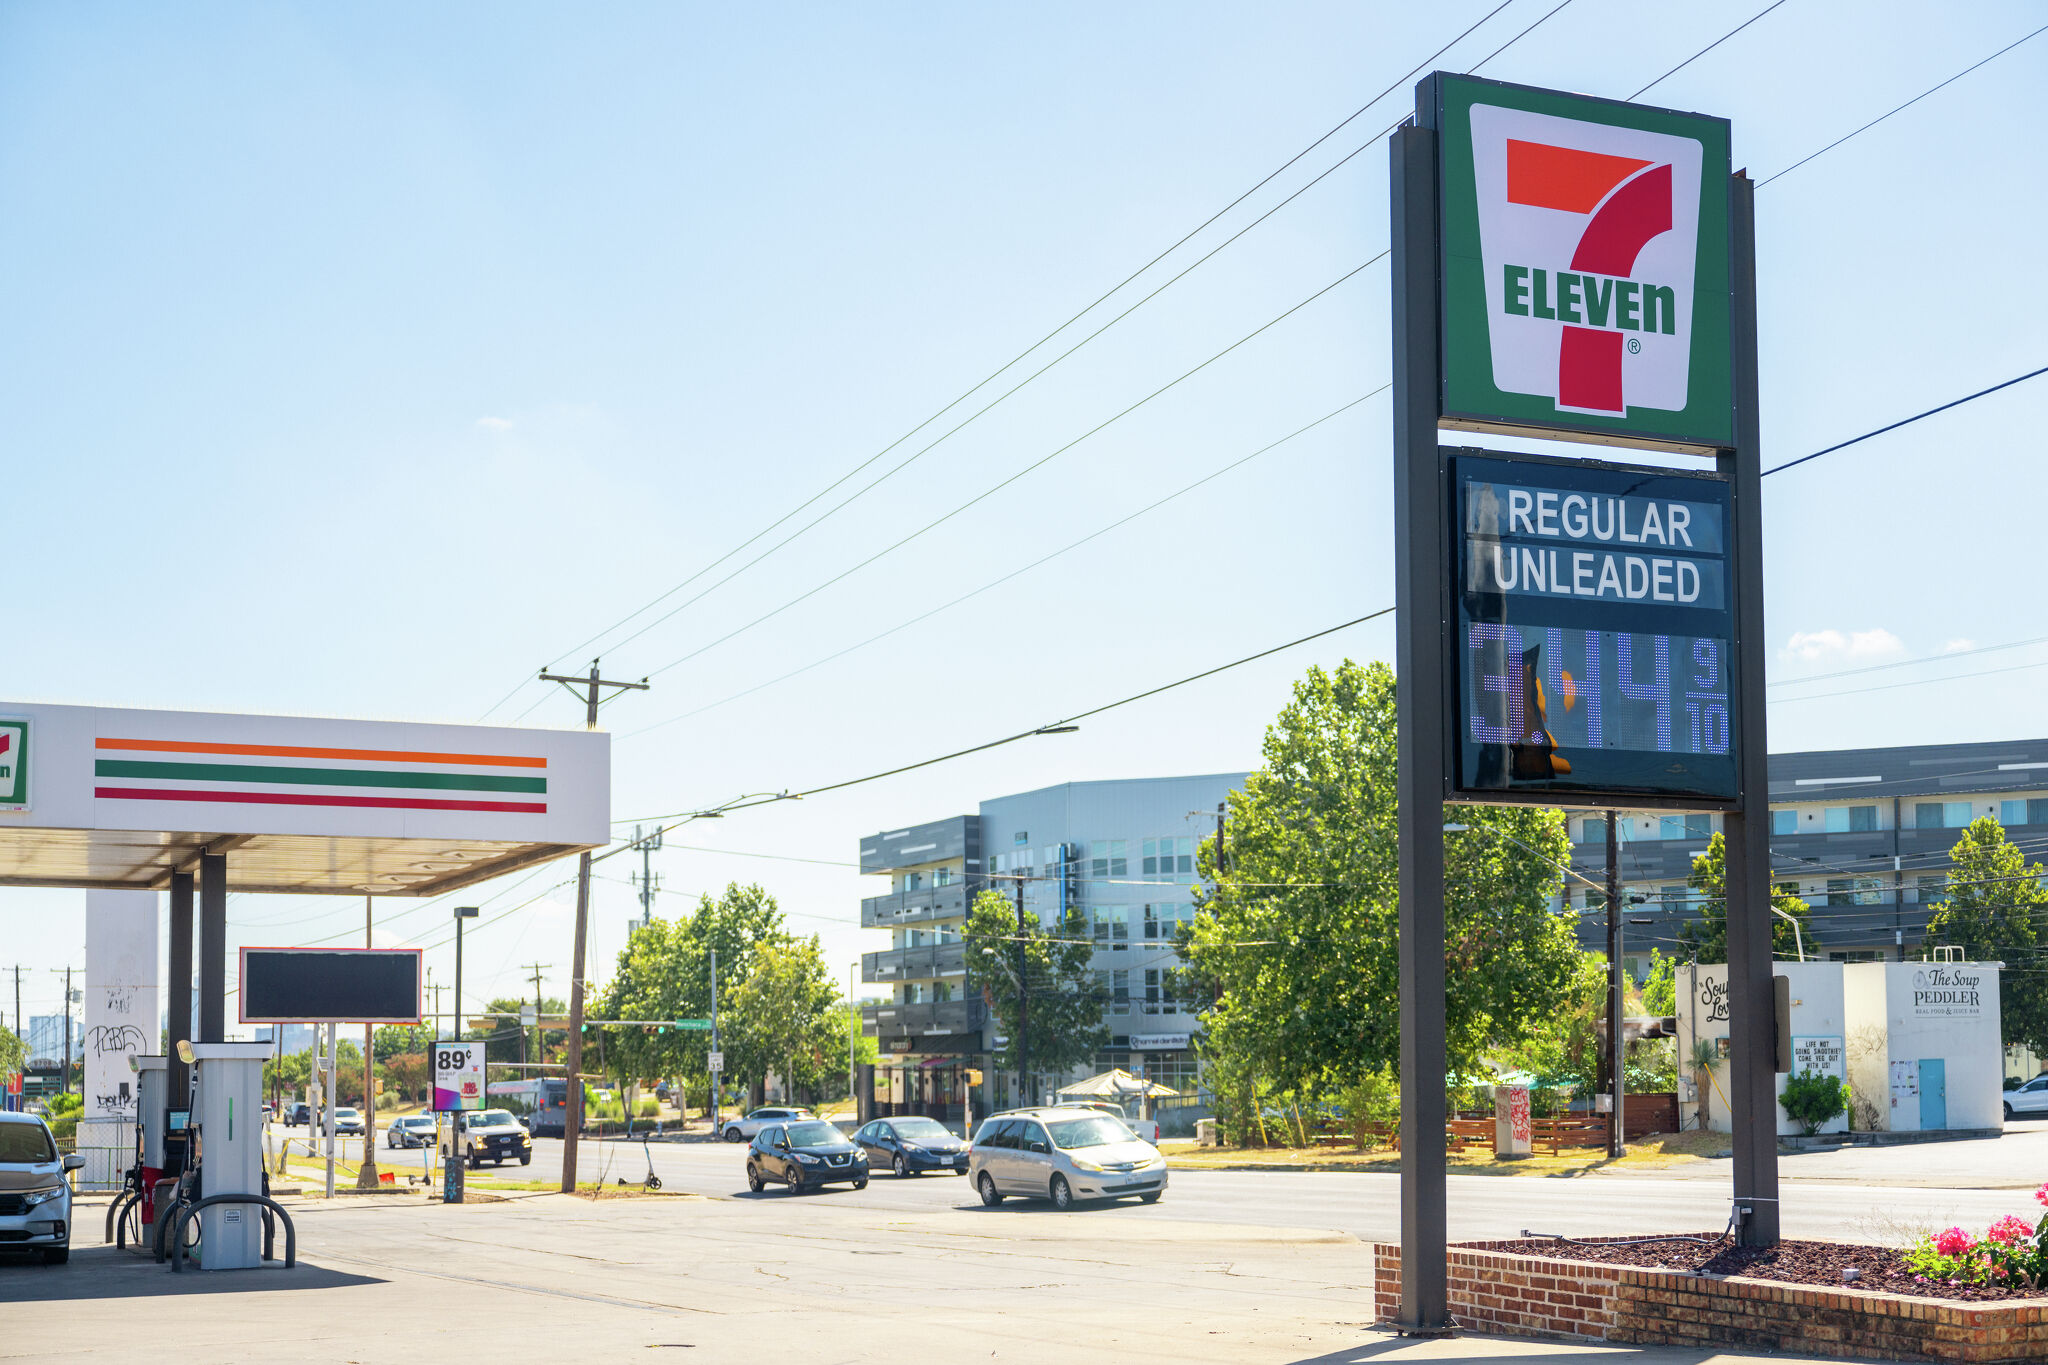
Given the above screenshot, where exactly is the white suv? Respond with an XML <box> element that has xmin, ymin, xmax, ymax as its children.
<box><xmin>0</xmin><ymin>1112</ymin><xmax>82</xmax><ymax>1265</ymax></box>
<box><xmin>968</xmin><ymin>1106</ymin><xmax>1167</xmax><ymax>1210</ymax></box>
<box><xmin>722</xmin><ymin>1107</ymin><xmax>811</xmax><ymax>1142</ymax></box>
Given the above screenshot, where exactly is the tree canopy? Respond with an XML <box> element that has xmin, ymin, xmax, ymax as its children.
<box><xmin>1674</xmin><ymin>832</ymin><xmax>1813</xmax><ymax>963</ymax></box>
<box><xmin>595</xmin><ymin>882</ymin><xmax>785</xmax><ymax>1084</ymax></box>
<box><xmin>1180</xmin><ymin>658</ymin><xmax>1584</xmax><ymax>1092</ymax></box>
<box><xmin>1923</xmin><ymin>816</ymin><xmax>2048</xmax><ymax>1054</ymax></box>
<box><xmin>724</xmin><ymin>936</ymin><xmax>844</xmax><ymax>1095</ymax></box>
<box><xmin>963</xmin><ymin>889</ymin><xmax>1108</xmax><ymax>1081</ymax></box>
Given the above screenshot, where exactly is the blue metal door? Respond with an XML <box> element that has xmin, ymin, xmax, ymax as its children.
<box><xmin>1919</xmin><ymin>1059</ymin><xmax>1948</xmax><ymax>1130</ymax></box>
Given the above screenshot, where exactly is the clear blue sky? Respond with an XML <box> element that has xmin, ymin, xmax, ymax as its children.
<box><xmin>2</xmin><ymin>2</ymin><xmax>2043</xmax><ymax>1029</ymax></box>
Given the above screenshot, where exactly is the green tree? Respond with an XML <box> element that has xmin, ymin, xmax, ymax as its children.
<box><xmin>963</xmin><ymin>889</ymin><xmax>1109</xmax><ymax>1087</ymax></box>
<box><xmin>1640</xmin><ymin>949</ymin><xmax>1678</xmax><ymax>1016</ymax></box>
<box><xmin>1923</xmin><ymin>817</ymin><xmax>2048</xmax><ymax>1054</ymax></box>
<box><xmin>1181</xmin><ymin>660</ymin><xmax>1584</xmax><ymax>1093</ymax></box>
<box><xmin>596</xmin><ymin>883</ymin><xmax>785</xmax><ymax>1086</ymax></box>
<box><xmin>373</xmin><ymin>1023</ymin><xmax>435</xmax><ymax>1061</ymax></box>
<box><xmin>724</xmin><ymin>937</ymin><xmax>843</xmax><ymax>1100</ymax></box>
<box><xmin>1675</xmin><ymin>832</ymin><xmax>1813</xmax><ymax>962</ymax></box>
<box><xmin>0</xmin><ymin>1025</ymin><xmax>24</xmax><ymax>1081</ymax></box>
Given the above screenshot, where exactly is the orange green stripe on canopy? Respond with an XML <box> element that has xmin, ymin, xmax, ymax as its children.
<box><xmin>92</xmin><ymin>736</ymin><xmax>548</xmax><ymax>815</ymax></box>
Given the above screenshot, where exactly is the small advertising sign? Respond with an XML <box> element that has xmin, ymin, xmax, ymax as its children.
<box><xmin>433</xmin><ymin>1043</ymin><xmax>484</xmax><ymax>1112</ymax></box>
<box><xmin>1792</xmin><ymin>1035</ymin><xmax>1845</xmax><ymax>1080</ymax></box>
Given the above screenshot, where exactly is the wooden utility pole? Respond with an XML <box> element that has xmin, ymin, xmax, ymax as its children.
<box><xmin>522</xmin><ymin>963</ymin><xmax>551</xmax><ymax>1068</ymax></box>
<box><xmin>537</xmin><ymin>660</ymin><xmax>648</xmax><ymax>1194</ymax></box>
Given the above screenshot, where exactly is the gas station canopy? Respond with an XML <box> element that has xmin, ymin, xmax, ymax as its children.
<box><xmin>0</xmin><ymin>702</ymin><xmax>608</xmax><ymax>896</ymax></box>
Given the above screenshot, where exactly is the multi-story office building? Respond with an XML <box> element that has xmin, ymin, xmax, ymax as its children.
<box><xmin>859</xmin><ymin>773</ymin><xmax>1245</xmax><ymax>1120</ymax></box>
<box><xmin>24</xmin><ymin>1014</ymin><xmax>80</xmax><ymax>1068</ymax></box>
<box><xmin>1567</xmin><ymin>736</ymin><xmax>2048</xmax><ymax>976</ymax></box>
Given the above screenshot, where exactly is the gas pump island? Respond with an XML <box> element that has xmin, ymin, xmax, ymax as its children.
<box><xmin>0</xmin><ymin>702</ymin><xmax>609</xmax><ymax>1271</ymax></box>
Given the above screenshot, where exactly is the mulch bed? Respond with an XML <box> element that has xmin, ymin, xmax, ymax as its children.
<box><xmin>1476</xmin><ymin>1235</ymin><xmax>2048</xmax><ymax>1303</ymax></box>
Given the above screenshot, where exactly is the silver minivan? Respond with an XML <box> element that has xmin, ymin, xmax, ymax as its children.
<box><xmin>968</xmin><ymin>1106</ymin><xmax>1167</xmax><ymax>1209</ymax></box>
<box><xmin>0</xmin><ymin>1111</ymin><xmax>82</xmax><ymax>1265</ymax></box>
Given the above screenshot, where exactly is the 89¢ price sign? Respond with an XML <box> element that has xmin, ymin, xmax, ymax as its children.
<box><xmin>433</xmin><ymin>1043</ymin><xmax>484</xmax><ymax>1112</ymax></box>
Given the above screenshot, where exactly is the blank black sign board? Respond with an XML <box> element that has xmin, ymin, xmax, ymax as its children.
<box><xmin>239</xmin><ymin>947</ymin><xmax>422</xmax><ymax>1024</ymax></box>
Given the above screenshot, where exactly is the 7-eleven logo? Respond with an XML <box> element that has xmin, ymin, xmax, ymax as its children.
<box><xmin>1467</xmin><ymin>103</ymin><xmax>1705</xmax><ymax>419</ymax></box>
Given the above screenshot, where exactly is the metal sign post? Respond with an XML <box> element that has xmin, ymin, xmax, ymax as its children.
<box><xmin>1390</xmin><ymin>71</ymin><xmax>1774</xmax><ymax>1335</ymax></box>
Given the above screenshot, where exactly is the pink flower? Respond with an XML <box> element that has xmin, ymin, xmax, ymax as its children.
<box><xmin>1934</xmin><ymin>1227</ymin><xmax>1973</xmax><ymax>1258</ymax></box>
<box><xmin>2036</xmin><ymin>1182</ymin><xmax>2048</xmax><ymax>1208</ymax></box>
<box><xmin>1989</xmin><ymin>1216</ymin><xmax>2034</xmax><ymax>1247</ymax></box>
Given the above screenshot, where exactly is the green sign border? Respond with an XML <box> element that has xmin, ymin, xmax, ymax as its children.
<box><xmin>1432</xmin><ymin>73</ymin><xmax>1734</xmax><ymax>453</ymax></box>
<box><xmin>0</xmin><ymin>719</ymin><xmax>27</xmax><ymax>812</ymax></box>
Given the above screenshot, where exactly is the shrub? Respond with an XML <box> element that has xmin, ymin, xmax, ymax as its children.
<box><xmin>1778</xmin><ymin>1069</ymin><xmax>1850</xmax><ymax>1135</ymax></box>
<box><xmin>636</xmin><ymin>1098</ymin><xmax>660</xmax><ymax>1117</ymax></box>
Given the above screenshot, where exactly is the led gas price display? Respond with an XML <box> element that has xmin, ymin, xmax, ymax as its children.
<box><xmin>1452</xmin><ymin>450</ymin><xmax>1738</xmax><ymax>804</ymax></box>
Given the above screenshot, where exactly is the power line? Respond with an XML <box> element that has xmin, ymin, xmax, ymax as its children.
<box><xmin>1760</xmin><ymin>364</ymin><xmax>2048</xmax><ymax>477</ymax></box>
<box><xmin>1767</xmin><ymin>633</ymin><xmax>2048</xmax><ymax>690</ymax></box>
<box><xmin>636</xmin><ymin>257</ymin><xmax>1384</xmax><ymax>682</ymax></box>
<box><xmin>475</xmin><ymin>1</ymin><xmax>1530</xmax><ymax>718</ymax></box>
<box><xmin>1769</xmin><ymin>656</ymin><xmax>2048</xmax><ymax>706</ymax></box>
<box><xmin>1629</xmin><ymin>0</ymin><xmax>1791</xmax><ymax>100</ymax></box>
<box><xmin>1758</xmin><ymin>21</ymin><xmax>2048</xmax><ymax>187</ymax></box>
<box><xmin>620</xmin><ymin>386</ymin><xmax>1386</xmax><ymax>738</ymax></box>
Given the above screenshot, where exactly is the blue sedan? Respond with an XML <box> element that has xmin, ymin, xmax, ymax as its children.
<box><xmin>852</xmin><ymin>1116</ymin><xmax>971</xmax><ymax>1177</ymax></box>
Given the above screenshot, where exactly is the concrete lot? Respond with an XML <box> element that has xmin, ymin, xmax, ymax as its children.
<box><xmin>1</xmin><ymin>1188</ymin><xmax>1851</xmax><ymax>1365</ymax></box>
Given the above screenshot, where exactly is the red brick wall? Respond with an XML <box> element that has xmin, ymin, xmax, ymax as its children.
<box><xmin>1373</xmin><ymin>1241</ymin><xmax>2048</xmax><ymax>1362</ymax></box>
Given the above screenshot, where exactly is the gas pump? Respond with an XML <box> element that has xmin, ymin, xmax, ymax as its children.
<box><xmin>132</xmin><ymin>1056</ymin><xmax>170</xmax><ymax>1244</ymax></box>
<box><xmin>177</xmin><ymin>1041</ymin><xmax>275</xmax><ymax>1270</ymax></box>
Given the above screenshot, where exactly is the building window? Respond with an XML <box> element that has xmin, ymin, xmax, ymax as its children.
<box><xmin>906</xmin><ymin>872</ymin><xmax>923</xmax><ymax>891</ymax></box>
<box><xmin>1089</xmin><ymin>840</ymin><xmax>1128</xmax><ymax>880</ymax></box>
<box><xmin>935</xmin><ymin>865</ymin><xmax>954</xmax><ymax>886</ymax></box>
<box><xmin>1142</xmin><ymin>837</ymin><xmax>1194</xmax><ymax>876</ymax></box>
<box><xmin>1826</xmin><ymin>877</ymin><xmax>1883</xmax><ymax>906</ymax></box>
<box><xmin>1659</xmin><ymin>814</ymin><xmax>1710</xmax><ymax>841</ymax></box>
<box><xmin>1917</xmin><ymin>801</ymin><xmax>1975</xmax><ymax>830</ymax></box>
<box><xmin>1823</xmin><ymin>805</ymin><xmax>1878</xmax><ymax>833</ymax></box>
<box><xmin>1093</xmin><ymin>907</ymin><xmax>1128</xmax><ymax>945</ymax></box>
<box><xmin>933</xmin><ymin>981</ymin><xmax>952</xmax><ymax>1003</ymax></box>
<box><xmin>1917</xmin><ymin>873</ymin><xmax>1948</xmax><ymax>903</ymax></box>
<box><xmin>1111</xmin><ymin>970</ymin><xmax>1129</xmax><ymax>1009</ymax></box>
<box><xmin>1770</xmin><ymin>808</ymin><xmax>1796</xmax><ymax>836</ymax></box>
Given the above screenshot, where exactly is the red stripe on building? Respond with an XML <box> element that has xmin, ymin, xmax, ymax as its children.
<box><xmin>94</xmin><ymin>786</ymin><xmax>547</xmax><ymax>815</ymax></box>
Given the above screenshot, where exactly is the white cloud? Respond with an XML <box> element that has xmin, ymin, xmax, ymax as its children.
<box><xmin>1782</xmin><ymin>628</ymin><xmax>1904</xmax><ymax>662</ymax></box>
<box><xmin>1944</xmin><ymin>638</ymin><xmax>1975</xmax><ymax>653</ymax></box>
<box><xmin>475</xmin><ymin>416</ymin><xmax>515</xmax><ymax>432</ymax></box>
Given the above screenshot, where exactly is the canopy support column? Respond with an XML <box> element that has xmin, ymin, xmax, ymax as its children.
<box><xmin>199</xmin><ymin>852</ymin><xmax>227</xmax><ymax>1042</ymax></box>
<box><xmin>167</xmin><ymin>870</ymin><xmax>194</xmax><ymax>1103</ymax></box>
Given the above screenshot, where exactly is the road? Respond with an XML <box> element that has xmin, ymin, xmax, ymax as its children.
<box><xmin>520</xmin><ymin>1134</ymin><xmax>2029</xmax><ymax>1244</ymax></box>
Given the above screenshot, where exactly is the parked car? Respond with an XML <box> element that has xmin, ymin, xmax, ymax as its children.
<box><xmin>968</xmin><ymin>1106</ymin><xmax>1167</xmax><ymax>1210</ymax></box>
<box><xmin>282</xmin><ymin>1102</ymin><xmax>312</xmax><ymax>1127</ymax></box>
<box><xmin>460</xmin><ymin>1109</ymin><xmax>533</xmax><ymax>1167</ymax></box>
<box><xmin>386</xmin><ymin>1115</ymin><xmax>438</xmax><ymax>1149</ymax></box>
<box><xmin>2006</xmin><ymin>1074</ymin><xmax>2048</xmax><ymax>1121</ymax></box>
<box><xmin>746</xmin><ymin>1120</ymin><xmax>868</xmax><ymax>1194</ymax></box>
<box><xmin>852</xmin><ymin>1116</ymin><xmax>969</xmax><ymax>1177</ymax></box>
<box><xmin>332</xmin><ymin>1108</ymin><xmax>367</xmax><ymax>1137</ymax></box>
<box><xmin>0</xmin><ymin>1111</ymin><xmax>83</xmax><ymax>1264</ymax></box>
<box><xmin>721</xmin><ymin>1106</ymin><xmax>812</xmax><ymax>1142</ymax></box>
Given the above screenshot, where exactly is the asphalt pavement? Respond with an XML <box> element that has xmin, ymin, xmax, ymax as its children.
<box><xmin>526</xmin><ymin>1134</ymin><xmax>2034</xmax><ymax>1243</ymax></box>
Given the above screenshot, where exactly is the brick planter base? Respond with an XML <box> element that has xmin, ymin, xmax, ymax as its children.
<box><xmin>1373</xmin><ymin>1240</ymin><xmax>2048</xmax><ymax>1362</ymax></box>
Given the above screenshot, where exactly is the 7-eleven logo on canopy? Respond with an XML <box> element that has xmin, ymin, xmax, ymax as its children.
<box><xmin>1468</xmin><ymin>102</ymin><xmax>1705</xmax><ymax>420</ymax></box>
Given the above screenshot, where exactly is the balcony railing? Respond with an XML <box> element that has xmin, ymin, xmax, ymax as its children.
<box><xmin>859</xmin><ymin>880</ymin><xmax>975</xmax><ymax>929</ymax></box>
<box><xmin>862</xmin><ymin>942</ymin><xmax>968</xmax><ymax>984</ymax></box>
<box><xmin>863</xmin><ymin>997</ymin><xmax>986</xmax><ymax>1040</ymax></box>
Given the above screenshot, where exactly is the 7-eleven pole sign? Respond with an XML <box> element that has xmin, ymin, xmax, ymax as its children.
<box><xmin>1434</xmin><ymin>75</ymin><xmax>1733</xmax><ymax>452</ymax></box>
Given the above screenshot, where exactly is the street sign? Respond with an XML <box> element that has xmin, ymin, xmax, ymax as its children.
<box><xmin>675</xmin><ymin>1019</ymin><xmax>712</xmax><ymax>1030</ymax></box>
<box><xmin>432</xmin><ymin>1043</ymin><xmax>483</xmax><ymax>1112</ymax></box>
<box><xmin>1431</xmin><ymin>73</ymin><xmax>1733</xmax><ymax>453</ymax></box>
<box><xmin>1449</xmin><ymin>448</ymin><xmax>1737</xmax><ymax>805</ymax></box>
<box><xmin>707</xmin><ymin>1051</ymin><xmax>723</xmax><ymax>1072</ymax></box>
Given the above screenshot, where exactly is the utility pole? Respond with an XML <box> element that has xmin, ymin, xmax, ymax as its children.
<box><xmin>709</xmin><ymin>947</ymin><xmax>722</xmax><ymax>1138</ymax></box>
<box><xmin>631</xmin><ymin>825</ymin><xmax>663</xmax><ymax>930</ymax></box>
<box><xmin>357</xmin><ymin>896</ymin><xmax>381</xmax><ymax>1190</ymax></box>
<box><xmin>1605</xmin><ymin>811</ymin><xmax>1625</xmax><ymax>1159</ymax></box>
<box><xmin>1013</xmin><ymin>875</ymin><xmax>1030</xmax><ymax>1110</ymax></box>
<box><xmin>522</xmin><ymin>963</ymin><xmax>551</xmax><ymax>1069</ymax></box>
<box><xmin>538</xmin><ymin>659</ymin><xmax>649</xmax><ymax>1195</ymax></box>
<box><xmin>60</xmin><ymin>967</ymin><xmax>73</xmax><ymax>1100</ymax></box>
